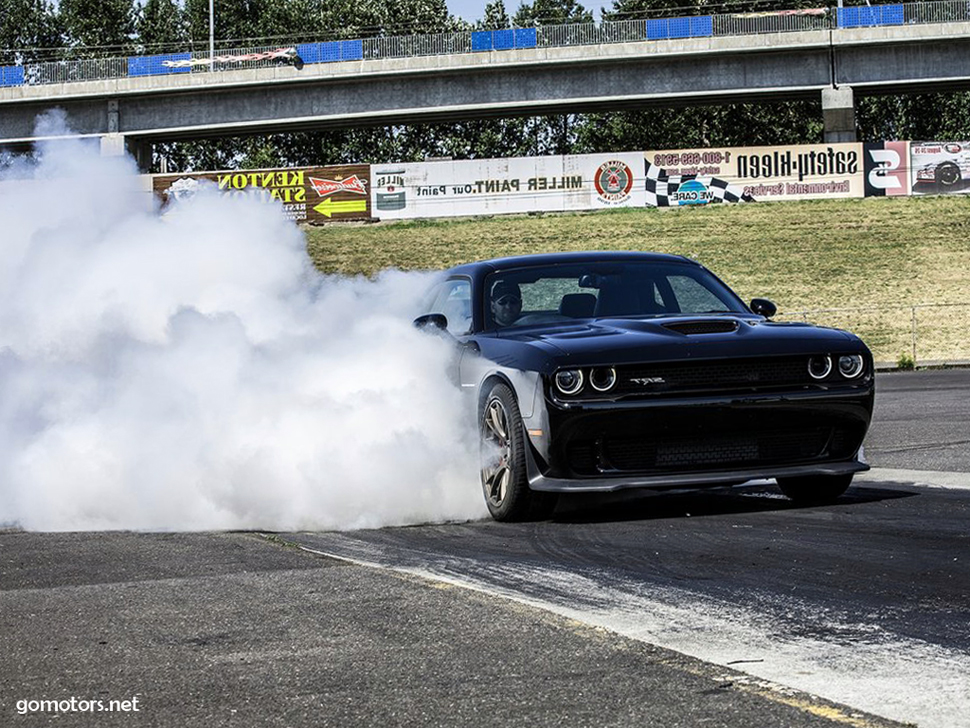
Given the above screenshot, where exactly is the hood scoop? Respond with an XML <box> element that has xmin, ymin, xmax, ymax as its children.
<box><xmin>663</xmin><ymin>320</ymin><xmax>740</xmax><ymax>335</ymax></box>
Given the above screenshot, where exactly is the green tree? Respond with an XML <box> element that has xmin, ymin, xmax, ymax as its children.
<box><xmin>858</xmin><ymin>93</ymin><xmax>970</xmax><ymax>142</ymax></box>
<box><xmin>183</xmin><ymin>0</ymin><xmax>271</xmax><ymax>48</ymax></box>
<box><xmin>602</xmin><ymin>0</ymin><xmax>692</xmax><ymax>21</ymax></box>
<box><xmin>137</xmin><ymin>0</ymin><xmax>188</xmax><ymax>53</ymax></box>
<box><xmin>602</xmin><ymin>0</ymin><xmax>821</xmax><ymax>22</ymax></box>
<box><xmin>573</xmin><ymin>100</ymin><xmax>824</xmax><ymax>156</ymax></box>
<box><xmin>310</xmin><ymin>0</ymin><xmax>382</xmax><ymax>41</ymax></box>
<box><xmin>513</xmin><ymin>0</ymin><xmax>592</xmax><ymax>26</ymax></box>
<box><xmin>0</xmin><ymin>0</ymin><xmax>62</xmax><ymax>64</ymax></box>
<box><xmin>477</xmin><ymin>0</ymin><xmax>511</xmax><ymax>31</ymax></box>
<box><xmin>58</xmin><ymin>0</ymin><xmax>136</xmax><ymax>57</ymax></box>
<box><xmin>376</xmin><ymin>0</ymin><xmax>461</xmax><ymax>36</ymax></box>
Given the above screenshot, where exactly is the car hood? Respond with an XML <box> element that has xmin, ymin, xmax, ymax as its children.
<box><xmin>495</xmin><ymin>315</ymin><xmax>866</xmax><ymax>369</ymax></box>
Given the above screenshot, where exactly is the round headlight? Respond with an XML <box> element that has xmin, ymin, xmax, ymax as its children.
<box><xmin>554</xmin><ymin>369</ymin><xmax>584</xmax><ymax>395</ymax></box>
<box><xmin>808</xmin><ymin>355</ymin><xmax>832</xmax><ymax>380</ymax></box>
<box><xmin>838</xmin><ymin>354</ymin><xmax>864</xmax><ymax>378</ymax></box>
<box><xmin>590</xmin><ymin>367</ymin><xmax>617</xmax><ymax>392</ymax></box>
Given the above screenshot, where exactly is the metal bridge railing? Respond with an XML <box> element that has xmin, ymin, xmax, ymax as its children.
<box><xmin>714</xmin><ymin>9</ymin><xmax>831</xmax><ymax>37</ymax></box>
<box><xmin>5</xmin><ymin>0</ymin><xmax>970</xmax><ymax>90</ymax></box>
<box><xmin>594</xmin><ymin>19</ymin><xmax>650</xmax><ymax>45</ymax></box>
<box><xmin>905</xmin><ymin>0</ymin><xmax>970</xmax><ymax>23</ymax></box>
<box><xmin>537</xmin><ymin>22</ymin><xmax>612</xmax><ymax>47</ymax></box>
<box><xmin>22</xmin><ymin>56</ymin><xmax>129</xmax><ymax>85</ymax></box>
<box><xmin>363</xmin><ymin>32</ymin><xmax>472</xmax><ymax>60</ymax></box>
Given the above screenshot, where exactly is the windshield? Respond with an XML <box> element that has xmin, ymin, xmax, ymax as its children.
<box><xmin>484</xmin><ymin>261</ymin><xmax>746</xmax><ymax>329</ymax></box>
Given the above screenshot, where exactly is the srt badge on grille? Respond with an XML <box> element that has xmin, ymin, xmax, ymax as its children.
<box><xmin>631</xmin><ymin>377</ymin><xmax>666</xmax><ymax>385</ymax></box>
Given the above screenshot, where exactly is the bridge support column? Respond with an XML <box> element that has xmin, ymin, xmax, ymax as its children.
<box><xmin>125</xmin><ymin>137</ymin><xmax>153</xmax><ymax>172</ymax></box>
<box><xmin>99</xmin><ymin>98</ymin><xmax>153</xmax><ymax>171</ymax></box>
<box><xmin>822</xmin><ymin>86</ymin><xmax>856</xmax><ymax>143</ymax></box>
<box><xmin>99</xmin><ymin>133</ymin><xmax>152</xmax><ymax>171</ymax></box>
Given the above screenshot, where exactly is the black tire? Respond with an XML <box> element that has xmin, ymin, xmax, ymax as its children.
<box><xmin>776</xmin><ymin>473</ymin><xmax>854</xmax><ymax>505</ymax></box>
<box><xmin>935</xmin><ymin>163</ymin><xmax>961</xmax><ymax>188</ymax></box>
<box><xmin>480</xmin><ymin>383</ymin><xmax>557</xmax><ymax>522</ymax></box>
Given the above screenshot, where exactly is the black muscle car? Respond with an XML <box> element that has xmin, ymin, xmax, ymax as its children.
<box><xmin>415</xmin><ymin>252</ymin><xmax>874</xmax><ymax>522</ymax></box>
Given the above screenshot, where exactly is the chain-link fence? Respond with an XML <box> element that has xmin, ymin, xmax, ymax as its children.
<box><xmin>778</xmin><ymin>303</ymin><xmax>970</xmax><ymax>368</ymax></box>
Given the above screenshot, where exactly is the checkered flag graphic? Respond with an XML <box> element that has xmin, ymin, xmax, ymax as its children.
<box><xmin>645</xmin><ymin>160</ymin><xmax>753</xmax><ymax>207</ymax></box>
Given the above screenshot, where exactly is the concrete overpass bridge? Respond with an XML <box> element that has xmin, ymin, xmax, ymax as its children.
<box><xmin>2</xmin><ymin>3</ymin><xmax>970</xmax><ymax>169</ymax></box>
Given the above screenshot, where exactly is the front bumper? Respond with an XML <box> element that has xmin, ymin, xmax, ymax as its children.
<box><xmin>525</xmin><ymin>387</ymin><xmax>873</xmax><ymax>493</ymax></box>
<box><xmin>526</xmin><ymin>452</ymin><xmax>868</xmax><ymax>492</ymax></box>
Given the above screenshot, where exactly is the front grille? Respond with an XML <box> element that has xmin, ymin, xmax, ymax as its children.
<box><xmin>567</xmin><ymin>428</ymin><xmax>836</xmax><ymax>475</ymax></box>
<box><xmin>615</xmin><ymin>356</ymin><xmax>809</xmax><ymax>397</ymax></box>
<box><xmin>663</xmin><ymin>320</ymin><xmax>739</xmax><ymax>335</ymax></box>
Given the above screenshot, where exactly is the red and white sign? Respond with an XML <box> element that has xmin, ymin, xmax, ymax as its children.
<box><xmin>309</xmin><ymin>174</ymin><xmax>368</xmax><ymax>198</ymax></box>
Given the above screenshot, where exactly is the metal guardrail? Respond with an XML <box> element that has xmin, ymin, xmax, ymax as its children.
<box><xmin>779</xmin><ymin>303</ymin><xmax>970</xmax><ymax>367</ymax></box>
<box><xmin>715</xmin><ymin>9</ymin><xmax>831</xmax><ymax>36</ymax></box>
<box><xmin>364</xmin><ymin>32</ymin><xmax>472</xmax><ymax>60</ymax></box>
<box><xmin>23</xmin><ymin>57</ymin><xmax>128</xmax><ymax>86</ymax></box>
<box><xmin>906</xmin><ymin>0</ymin><xmax>970</xmax><ymax>22</ymax></box>
<box><xmin>2</xmin><ymin>0</ymin><xmax>969</xmax><ymax>89</ymax></box>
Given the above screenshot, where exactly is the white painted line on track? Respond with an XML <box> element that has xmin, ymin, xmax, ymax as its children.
<box><xmin>287</xmin><ymin>469</ymin><xmax>970</xmax><ymax>728</ymax></box>
<box><xmin>296</xmin><ymin>537</ymin><xmax>970</xmax><ymax>728</ymax></box>
<box><xmin>858</xmin><ymin>467</ymin><xmax>970</xmax><ymax>490</ymax></box>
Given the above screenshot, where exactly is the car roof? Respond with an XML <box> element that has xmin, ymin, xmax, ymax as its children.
<box><xmin>445</xmin><ymin>251</ymin><xmax>697</xmax><ymax>277</ymax></box>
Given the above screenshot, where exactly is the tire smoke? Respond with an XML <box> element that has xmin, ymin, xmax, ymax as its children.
<box><xmin>0</xmin><ymin>121</ymin><xmax>486</xmax><ymax>531</ymax></box>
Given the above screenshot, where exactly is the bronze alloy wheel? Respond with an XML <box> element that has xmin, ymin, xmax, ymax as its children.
<box><xmin>479</xmin><ymin>383</ymin><xmax>557</xmax><ymax>522</ymax></box>
<box><xmin>481</xmin><ymin>395</ymin><xmax>514</xmax><ymax>509</ymax></box>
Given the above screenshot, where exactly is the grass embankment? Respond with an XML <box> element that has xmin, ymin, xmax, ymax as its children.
<box><xmin>304</xmin><ymin>196</ymin><xmax>970</xmax><ymax>365</ymax></box>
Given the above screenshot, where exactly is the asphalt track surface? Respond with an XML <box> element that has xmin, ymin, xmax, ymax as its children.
<box><xmin>2</xmin><ymin>369</ymin><xmax>968</xmax><ymax>728</ymax></box>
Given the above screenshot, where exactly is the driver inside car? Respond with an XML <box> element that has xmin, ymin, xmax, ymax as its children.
<box><xmin>490</xmin><ymin>280</ymin><xmax>522</xmax><ymax>327</ymax></box>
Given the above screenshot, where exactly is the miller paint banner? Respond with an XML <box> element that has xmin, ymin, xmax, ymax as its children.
<box><xmin>152</xmin><ymin>165</ymin><xmax>371</xmax><ymax>223</ymax></box>
<box><xmin>371</xmin><ymin>153</ymin><xmax>645</xmax><ymax>220</ymax></box>
<box><xmin>643</xmin><ymin>143</ymin><xmax>865</xmax><ymax>205</ymax></box>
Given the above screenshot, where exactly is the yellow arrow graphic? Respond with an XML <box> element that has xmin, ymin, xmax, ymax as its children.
<box><xmin>313</xmin><ymin>197</ymin><xmax>368</xmax><ymax>218</ymax></box>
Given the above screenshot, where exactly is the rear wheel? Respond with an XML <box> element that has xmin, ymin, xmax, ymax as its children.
<box><xmin>480</xmin><ymin>383</ymin><xmax>557</xmax><ymax>522</ymax></box>
<box><xmin>776</xmin><ymin>473</ymin><xmax>853</xmax><ymax>505</ymax></box>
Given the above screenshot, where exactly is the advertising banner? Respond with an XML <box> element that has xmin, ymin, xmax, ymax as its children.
<box><xmin>910</xmin><ymin>142</ymin><xmax>970</xmax><ymax>195</ymax></box>
<box><xmin>863</xmin><ymin>141</ymin><xmax>910</xmax><ymax>197</ymax></box>
<box><xmin>371</xmin><ymin>153</ymin><xmax>645</xmax><ymax>220</ymax></box>
<box><xmin>643</xmin><ymin>143</ymin><xmax>865</xmax><ymax>205</ymax></box>
<box><xmin>153</xmin><ymin>164</ymin><xmax>371</xmax><ymax>223</ymax></box>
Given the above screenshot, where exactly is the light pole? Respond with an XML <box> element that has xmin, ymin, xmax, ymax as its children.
<box><xmin>209</xmin><ymin>0</ymin><xmax>215</xmax><ymax>66</ymax></box>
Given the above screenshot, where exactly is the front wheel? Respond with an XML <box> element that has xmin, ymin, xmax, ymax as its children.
<box><xmin>480</xmin><ymin>383</ymin><xmax>557</xmax><ymax>522</ymax></box>
<box><xmin>776</xmin><ymin>473</ymin><xmax>854</xmax><ymax>505</ymax></box>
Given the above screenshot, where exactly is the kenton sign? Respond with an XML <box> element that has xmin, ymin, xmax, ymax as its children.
<box><xmin>153</xmin><ymin>165</ymin><xmax>371</xmax><ymax>223</ymax></box>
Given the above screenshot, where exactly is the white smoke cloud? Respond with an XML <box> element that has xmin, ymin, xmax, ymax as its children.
<box><xmin>0</xmin><ymin>116</ymin><xmax>486</xmax><ymax>531</ymax></box>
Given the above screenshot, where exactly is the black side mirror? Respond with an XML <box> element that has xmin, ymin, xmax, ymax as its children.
<box><xmin>413</xmin><ymin>313</ymin><xmax>448</xmax><ymax>331</ymax></box>
<box><xmin>750</xmin><ymin>298</ymin><xmax>777</xmax><ymax>318</ymax></box>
